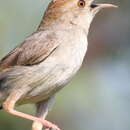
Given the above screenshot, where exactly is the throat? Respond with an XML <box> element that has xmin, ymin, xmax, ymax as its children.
<box><xmin>38</xmin><ymin>20</ymin><xmax>89</xmax><ymax>36</ymax></box>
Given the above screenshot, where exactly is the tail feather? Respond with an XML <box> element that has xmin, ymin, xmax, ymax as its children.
<box><xmin>0</xmin><ymin>105</ymin><xmax>2</xmax><ymax>110</ymax></box>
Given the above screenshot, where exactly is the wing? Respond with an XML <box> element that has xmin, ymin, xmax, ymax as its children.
<box><xmin>0</xmin><ymin>31</ymin><xmax>59</xmax><ymax>71</ymax></box>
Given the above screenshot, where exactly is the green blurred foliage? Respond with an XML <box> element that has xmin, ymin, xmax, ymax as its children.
<box><xmin>0</xmin><ymin>0</ymin><xmax>130</xmax><ymax>130</ymax></box>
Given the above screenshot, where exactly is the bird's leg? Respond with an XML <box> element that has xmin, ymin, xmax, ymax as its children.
<box><xmin>32</xmin><ymin>96</ymin><xmax>56</xmax><ymax>130</ymax></box>
<box><xmin>2</xmin><ymin>91</ymin><xmax>60</xmax><ymax>130</ymax></box>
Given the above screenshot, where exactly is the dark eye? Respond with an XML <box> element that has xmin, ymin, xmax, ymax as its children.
<box><xmin>78</xmin><ymin>0</ymin><xmax>86</xmax><ymax>8</ymax></box>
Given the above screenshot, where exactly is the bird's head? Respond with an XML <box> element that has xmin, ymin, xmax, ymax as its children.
<box><xmin>39</xmin><ymin>0</ymin><xmax>117</xmax><ymax>32</ymax></box>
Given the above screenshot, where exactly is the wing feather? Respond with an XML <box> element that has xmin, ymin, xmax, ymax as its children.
<box><xmin>0</xmin><ymin>31</ymin><xmax>59</xmax><ymax>71</ymax></box>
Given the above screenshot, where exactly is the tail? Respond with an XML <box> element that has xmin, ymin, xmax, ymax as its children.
<box><xmin>0</xmin><ymin>83</ymin><xmax>5</xmax><ymax>110</ymax></box>
<box><xmin>0</xmin><ymin>92</ymin><xmax>3</xmax><ymax>110</ymax></box>
<box><xmin>0</xmin><ymin>105</ymin><xmax>2</xmax><ymax>110</ymax></box>
<box><xmin>0</xmin><ymin>92</ymin><xmax>2</xmax><ymax>110</ymax></box>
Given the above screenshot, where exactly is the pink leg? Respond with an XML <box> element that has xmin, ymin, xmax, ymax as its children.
<box><xmin>2</xmin><ymin>92</ymin><xmax>60</xmax><ymax>130</ymax></box>
<box><xmin>32</xmin><ymin>97</ymin><xmax>58</xmax><ymax>130</ymax></box>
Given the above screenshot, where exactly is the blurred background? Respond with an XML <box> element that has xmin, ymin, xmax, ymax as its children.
<box><xmin>0</xmin><ymin>0</ymin><xmax>129</xmax><ymax>130</ymax></box>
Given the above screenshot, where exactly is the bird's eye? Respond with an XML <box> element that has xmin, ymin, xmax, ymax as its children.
<box><xmin>78</xmin><ymin>0</ymin><xmax>86</xmax><ymax>8</ymax></box>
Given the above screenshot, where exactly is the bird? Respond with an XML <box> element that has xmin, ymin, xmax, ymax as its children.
<box><xmin>0</xmin><ymin>0</ymin><xmax>117</xmax><ymax>130</ymax></box>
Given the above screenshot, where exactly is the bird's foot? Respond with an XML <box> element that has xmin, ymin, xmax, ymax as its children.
<box><xmin>41</xmin><ymin>119</ymin><xmax>60</xmax><ymax>130</ymax></box>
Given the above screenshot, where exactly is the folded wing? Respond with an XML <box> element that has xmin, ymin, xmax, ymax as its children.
<box><xmin>0</xmin><ymin>31</ymin><xmax>59</xmax><ymax>71</ymax></box>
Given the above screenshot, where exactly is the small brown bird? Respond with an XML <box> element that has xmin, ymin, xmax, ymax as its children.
<box><xmin>0</xmin><ymin>0</ymin><xmax>117</xmax><ymax>130</ymax></box>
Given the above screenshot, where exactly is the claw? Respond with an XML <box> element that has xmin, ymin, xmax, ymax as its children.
<box><xmin>40</xmin><ymin>119</ymin><xmax>60</xmax><ymax>130</ymax></box>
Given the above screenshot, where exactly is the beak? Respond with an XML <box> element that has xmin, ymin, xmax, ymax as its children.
<box><xmin>91</xmin><ymin>3</ymin><xmax>118</xmax><ymax>13</ymax></box>
<box><xmin>96</xmin><ymin>4</ymin><xmax>118</xmax><ymax>9</ymax></box>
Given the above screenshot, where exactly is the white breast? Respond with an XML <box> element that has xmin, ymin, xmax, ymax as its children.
<box><xmin>54</xmin><ymin>28</ymin><xmax>88</xmax><ymax>71</ymax></box>
<box><xmin>34</xmin><ymin>28</ymin><xmax>88</xmax><ymax>82</ymax></box>
<box><xmin>25</xmin><ymin>28</ymin><xmax>88</xmax><ymax>101</ymax></box>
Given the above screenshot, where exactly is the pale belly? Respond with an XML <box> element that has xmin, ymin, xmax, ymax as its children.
<box><xmin>18</xmin><ymin>39</ymin><xmax>87</xmax><ymax>105</ymax></box>
<box><xmin>18</xmin><ymin>58</ymin><xmax>82</xmax><ymax>105</ymax></box>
